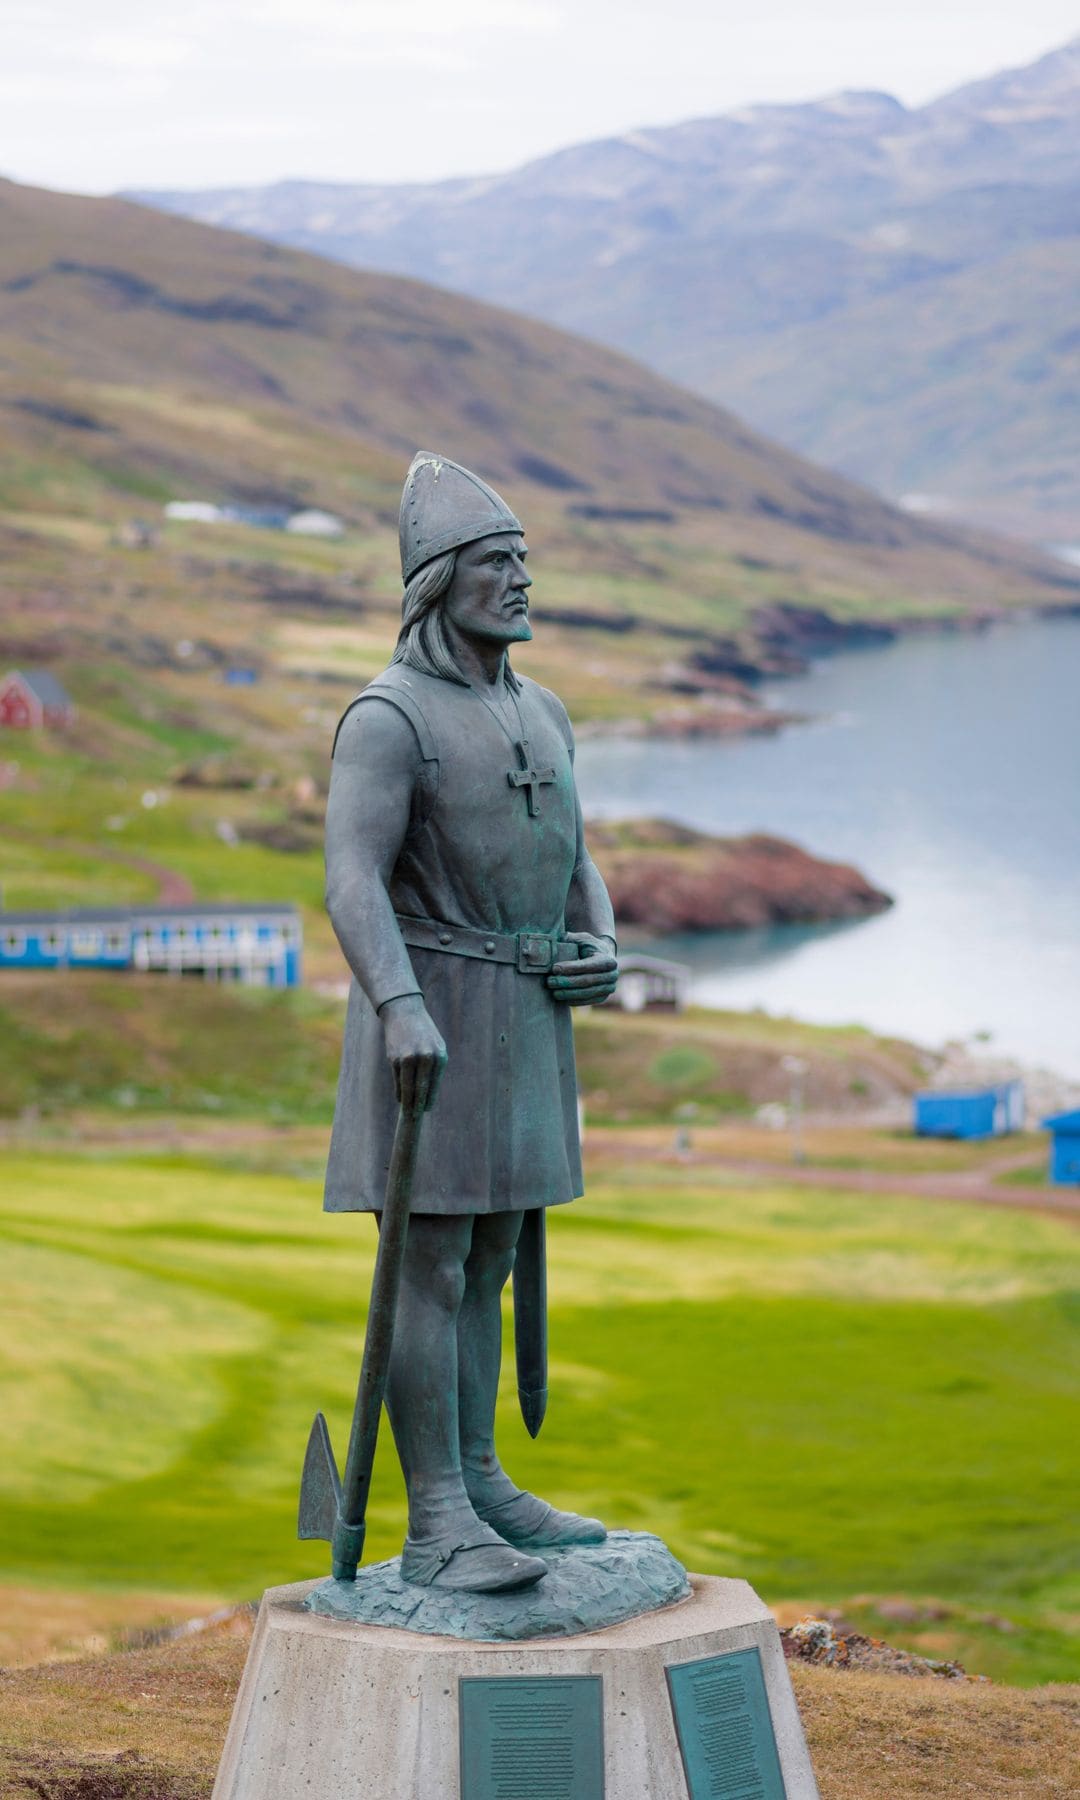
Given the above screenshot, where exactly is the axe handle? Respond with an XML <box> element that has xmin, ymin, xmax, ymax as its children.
<box><xmin>332</xmin><ymin>1101</ymin><xmax>423</xmax><ymax>1579</ymax></box>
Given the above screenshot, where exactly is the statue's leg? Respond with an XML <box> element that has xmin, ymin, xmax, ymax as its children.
<box><xmin>459</xmin><ymin>1208</ymin><xmax>607</xmax><ymax>1549</ymax></box>
<box><xmin>383</xmin><ymin>1210</ymin><xmax>548</xmax><ymax>1593</ymax></box>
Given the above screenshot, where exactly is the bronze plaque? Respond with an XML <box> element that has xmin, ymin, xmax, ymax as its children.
<box><xmin>667</xmin><ymin>1648</ymin><xmax>786</xmax><ymax>1799</ymax></box>
<box><xmin>459</xmin><ymin>1674</ymin><xmax>604</xmax><ymax>1799</ymax></box>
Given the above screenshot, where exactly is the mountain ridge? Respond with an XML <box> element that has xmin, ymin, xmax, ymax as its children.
<box><xmin>128</xmin><ymin>36</ymin><xmax>1080</xmax><ymax>540</ymax></box>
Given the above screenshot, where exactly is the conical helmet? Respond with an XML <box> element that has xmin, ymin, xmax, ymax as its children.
<box><xmin>399</xmin><ymin>452</ymin><xmax>522</xmax><ymax>584</ymax></box>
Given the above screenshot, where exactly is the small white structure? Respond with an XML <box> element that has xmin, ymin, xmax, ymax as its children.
<box><xmin>607</xmin><ymin>952</ymin><xmax>689</xmax><ymax>1013</ymax></box>
<box><xmin>165</xmin><ymin>501</ymin><xmax>224</xmax><ymax>523</ymax></box>
<box><xmin>287</xmin><ymin>509</ymin><xmax>345</xmax><ymax>538</ymax></box>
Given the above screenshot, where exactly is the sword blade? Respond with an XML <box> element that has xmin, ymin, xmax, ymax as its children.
<box><xmin>513</xmin><ymin>1206</ymin><xmax>548</xmax><ymax>1437</ymax></box>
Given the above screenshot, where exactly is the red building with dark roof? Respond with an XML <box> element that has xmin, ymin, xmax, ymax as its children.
<box><xmin>0</xmin><ymin>669</ymin><xmax>75</xmax><ymax>728</ymax></box>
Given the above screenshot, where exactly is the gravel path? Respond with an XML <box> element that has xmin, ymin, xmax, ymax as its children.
<box><xmin>586</xmin><ymin>1135</ymin><xmax>1079</xmax><ymax>1218</ymax></box>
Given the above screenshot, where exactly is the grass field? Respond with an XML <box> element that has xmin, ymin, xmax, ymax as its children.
<box><xmin>2</xmin><ymin>1143</ymin><xmax>1076</xmax><ymax>1685</ymax></box>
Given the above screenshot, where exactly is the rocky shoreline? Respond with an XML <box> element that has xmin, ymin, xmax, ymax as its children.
<box><xmin>572</xmin><ymin>599</ymin><xmax>1023</xmax><ymax>739</ymax></box>
<box><xmin>576</xmin><ymin>696</ymin><xmax>803</xmax><ymax>740</ymax></box>
<box><xmin>586</xmin><ymin>817</ymin><xmax>892</xmax><ymax>935</ymax></box>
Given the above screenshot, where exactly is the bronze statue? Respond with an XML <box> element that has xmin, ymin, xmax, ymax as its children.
<box><xmin>316</xmin><ymin>453</ymin><xmax>618</xmax><ymax>1595</ymax></box>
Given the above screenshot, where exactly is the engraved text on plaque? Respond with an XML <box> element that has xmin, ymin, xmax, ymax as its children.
<box><xmin>459</xmin><ymin>1675</ymin><xmax>604</xmax><ymax>1800</ymax></box>
<box><xmin>667</xmin><ymin>1649</ymin><xmax>786</xmax><ymax>1800</ymax></box>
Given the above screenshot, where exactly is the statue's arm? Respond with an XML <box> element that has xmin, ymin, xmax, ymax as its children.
<box><xmin>325</xmin><ymin>698</ymin><xmax>446</xmax><ymax>1110</ymax></box>
<box><xmin>325</xmin><ymin>698</ymin><xmax>422</xmax><ymax>1007</ymax></box>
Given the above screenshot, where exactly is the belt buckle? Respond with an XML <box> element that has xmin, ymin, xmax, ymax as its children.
<box><xmin>517</xmin><ymin>932</ymin><xmax>554</xmax><ymax>974</ymax></box>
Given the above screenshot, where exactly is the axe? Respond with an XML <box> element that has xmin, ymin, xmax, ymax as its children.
<box><xmin>298</xmin><ymin>1100</ymin><xmax>424</xmax><ymax>1582</ymax></box>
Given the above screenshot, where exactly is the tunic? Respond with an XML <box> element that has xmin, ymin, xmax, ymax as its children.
<box><xmin>323</xmin><ymin>661</ymin><xmax>615</xmax><ymax>1215</ymax></box>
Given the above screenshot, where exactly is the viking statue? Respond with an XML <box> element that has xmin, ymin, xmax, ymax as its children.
<box><xmin>321</xmin><ymin>453</ymin><xmax>619</xmax><ymax>1594</ymax></box>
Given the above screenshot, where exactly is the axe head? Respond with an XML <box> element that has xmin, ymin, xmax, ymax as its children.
<box><xmin>297</xmin><ymin>1411</ymin><xmax>342</xmax><ymax>1542</ymax></box>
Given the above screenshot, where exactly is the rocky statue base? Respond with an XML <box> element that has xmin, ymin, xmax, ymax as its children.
<box><xmin>307</xmin><ymin>1529</ymin><xmax>689</xmax><ymax>1640</ymax></box>
<box><xmin>213</xmin><ymin>1535</ymin><xmax>819</xmax><ymax>1800</ymax></box>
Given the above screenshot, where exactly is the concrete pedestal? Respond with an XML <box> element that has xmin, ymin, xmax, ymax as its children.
<box><xmin>213</xmin><ymin>1573</ymin><xmax>819</xmax><ymax>1799</ymax></box>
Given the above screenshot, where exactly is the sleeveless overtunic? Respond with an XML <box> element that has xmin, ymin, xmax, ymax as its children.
<box><xmin>323</xmin><ymin>663</ymin><xmax>606</xmax><ymax>1215</ymax></box>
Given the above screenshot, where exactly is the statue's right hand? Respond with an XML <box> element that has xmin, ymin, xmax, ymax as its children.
<box><xmin>379</xmin><ymin>994</ymin><xmax>448</xmax><ymax>1114</ymax></box>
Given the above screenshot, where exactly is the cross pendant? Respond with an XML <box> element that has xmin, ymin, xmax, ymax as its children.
<box><xmin>507</xmin><ymin>739</ymin><xmax>556</xmax><ymax>817</ymax></box>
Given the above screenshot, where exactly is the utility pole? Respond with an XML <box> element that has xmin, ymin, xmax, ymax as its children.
<box><xmin>781</xmin><ymin>1055</ymin><xmax>808</xmax><ymax>1165</ymax></box>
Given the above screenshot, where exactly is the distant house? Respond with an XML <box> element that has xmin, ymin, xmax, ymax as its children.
<box><xmin>287</xmin><ymin>509</ymin><xmax>345</xmax><ymax>539</ymax></box>
<box><xmin>225</xmin><ymin>504</ymin><xmax>292</xmax><ymax>530</ymax></box>
<box><xmin>1042</xmin><ymin>1111</ymin><xmax>1080</xmax><ymax>1185</ymax></box>
<box><xmin>0</xmin><ymin>670</ymin><xmax>75</xmax><ymax>729</ymax></box>
<box><xmin>0</xmin><ymin>903</ymin><xmax>302</xmax><ymax>987</ymax></box>
<box><xmin>164</xmin><ymin>500</ymin><xmax>344</xmax><ymax>537</ymax></box>
<box><xmin>604</xmin><ymin>952</ymin><xmax>689</xmax><ymax>1013</ymax></box>
<box><xmin>913</xmin><ymin>1081</ymin><xmax>1024</xmax><ymax>1140</ymax></box>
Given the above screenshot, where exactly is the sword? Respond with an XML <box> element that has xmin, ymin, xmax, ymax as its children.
<box><xmin>513</xmin><ymin>1206</ymin><xmax>548</xmax><ymax>1437</ymax></box>
<box><xmin>297</xmin><ymin>1099</ymin><xmax>424</xmax><ymax>1581</ymax></box>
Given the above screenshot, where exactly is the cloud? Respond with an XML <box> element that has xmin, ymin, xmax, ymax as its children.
<box><xmin>249</xmin><ymin>0</ymin><xmax>560</xmax><ymax>32</ymax></box>
<box><xmin>2</xmin><ymin>0</ymin><xmax>1077</xmax><ymax>193</ymax></box>
<box><xmin>80</xmin><ymin>32</ymin><xmax>196</xmax><ymax>72</ymax></box>
<box><xmin>0</xmin><ymin>0</ymin><xmax>562</xmax><ymax>103</ymax></box>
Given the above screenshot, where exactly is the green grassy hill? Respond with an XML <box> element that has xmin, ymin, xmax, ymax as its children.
<box><xmin>0</xmin><ymin>975</ymin><xmax>926</xmax><ymax>1123</ymax></box>
<box><xmin>1</xmin><ymin>174</ymin><xmax>1076</xmax><ymax>748</ymax></box>
<box><xmin>3</xmin><ymin>173</ymin><xmax>1073</xmax><ymax>968</ymax></box>
<box><xmin>1</xmin><ymin>174</ymin><xmax>1076</xmax><ymax>947</ymax></box>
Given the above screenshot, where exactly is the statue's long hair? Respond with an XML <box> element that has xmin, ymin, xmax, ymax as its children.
<box><xmin>392</xmin><ymin>549</ymin><xmax>521</xmax><ymax>692</ymax></box>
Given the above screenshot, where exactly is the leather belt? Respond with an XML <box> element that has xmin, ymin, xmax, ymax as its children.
<box><xmin>395</xmin><ymin>913</ymin><xmax>577</xmax><ymax>974</ymax></box>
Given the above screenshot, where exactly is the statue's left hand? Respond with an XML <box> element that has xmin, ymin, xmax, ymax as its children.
<box><xmin>547</xmin><ymin>933</ymin><xmax>619</xmax><ymax>1006</ymax></box>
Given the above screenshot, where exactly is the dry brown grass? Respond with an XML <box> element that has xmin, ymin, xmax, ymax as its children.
<box><xmin>0</xmin><ymin>1628</ymin><xmax>242</xmax><ymax>1799</ymax></box>
<box><xmin>794</xmin><ymin>1664</ymin><xmax>1080</xmax><ymax>1798</ymax></box>
<box><xmin>1</xmin><ymin>1622</ymin><xmax>1076</xmax><ymax>1799</ymax></box>
<box><xmin>0</xmin><ymin>1585</ymin><xmax>227</xmax><ymax>1672</ymax></box>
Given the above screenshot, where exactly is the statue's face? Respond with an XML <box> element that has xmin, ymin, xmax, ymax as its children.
<box><xmin>443</xmin><ymin>532</ymin><xmax>532</xmax><ymax>646</ymax></box>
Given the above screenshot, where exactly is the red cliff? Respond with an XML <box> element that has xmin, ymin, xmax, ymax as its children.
<box><xmin>586</xmin><ymin>818</ymin><xmax>892</xmax><ymax>935</ymax></box>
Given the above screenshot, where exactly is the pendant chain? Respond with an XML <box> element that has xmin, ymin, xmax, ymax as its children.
<box><xmin>469</xmin><ymin>673</ymin><xmax>526</xmax><ymax>752</ymax></box>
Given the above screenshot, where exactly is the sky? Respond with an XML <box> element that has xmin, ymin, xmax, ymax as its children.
<box><xmin>2</xmin><ymin>1</ymin><xmax>1077</xmax><ymax>196</ymax></box>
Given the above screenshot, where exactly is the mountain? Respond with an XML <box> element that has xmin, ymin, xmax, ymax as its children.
<box><xmin>131</xmin><ymin>37</ymin><xmax>1080</xmax><ymax>543</ymax></box>
<box><xmin>0</xmin><ymin>175</ymin><xmax>1075</xmax><ymax>989</ymax></box>
<box><xmin>0</xmin><ymin>173</ymin><xmax>1074</xmax><ymax>752</ymax></box>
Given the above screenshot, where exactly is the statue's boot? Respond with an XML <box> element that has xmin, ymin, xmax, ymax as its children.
<box><xmin>401</xmin><ymin>1518</ymin><xmax>548</xmax><ymax>1592</ymax></box>
<box><xmin>473</xmin><ymin>1489</ymin><xmax>607</xmax><ymax>1550</ymax></box>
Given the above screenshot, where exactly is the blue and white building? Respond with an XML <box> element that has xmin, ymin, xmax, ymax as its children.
<box><xmin>0</xmin><ymin>903</ymin><xmax>302</xmax><ymax>987</ymax></box>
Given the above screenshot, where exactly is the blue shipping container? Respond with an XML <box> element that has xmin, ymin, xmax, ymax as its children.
<box><xmin>913</xmin><ymin>1081</ymin><xmax>1024</xmax><ymax>1141</ymax></box>
<box><xmin>1042</xmin><ymin>1110</ymin><xmax>1080</xmax><ymax>1186</ymax></box>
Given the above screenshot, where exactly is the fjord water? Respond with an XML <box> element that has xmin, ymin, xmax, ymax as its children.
<box><xmin>575</xmin><ymin>616</ymin><xmax>1080</xmax><ymax>1077</ymax></box>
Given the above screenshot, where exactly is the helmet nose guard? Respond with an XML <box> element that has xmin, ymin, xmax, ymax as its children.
<box><xmin>399</xmin><ymin>452</ymin><xmax>523</xmax><ymax>584</ymax></box>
